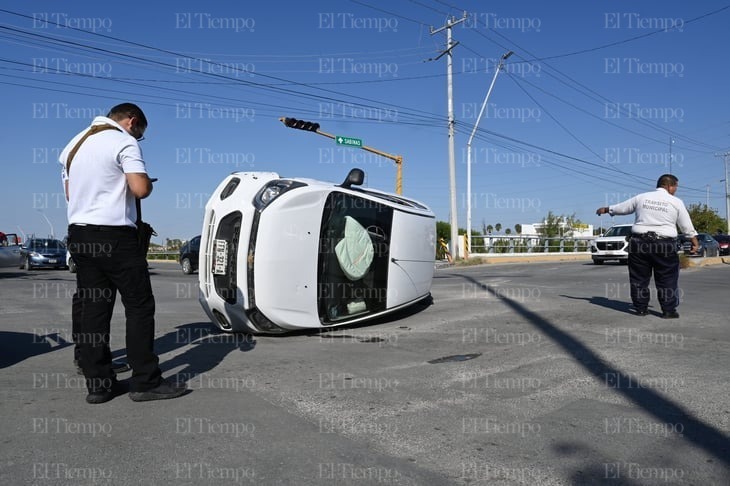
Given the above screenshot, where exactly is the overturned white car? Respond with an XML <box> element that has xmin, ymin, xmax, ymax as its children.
<box><xmin>198</xmin><ymin>169</ymin><xmax>436</xmax><ymax>334</ymax></box>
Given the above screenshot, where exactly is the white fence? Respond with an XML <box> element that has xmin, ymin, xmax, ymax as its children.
<box><xmin>460</xmin><ymin>234</ymin><xmax>594</xmax><ymax>257</ymax></box>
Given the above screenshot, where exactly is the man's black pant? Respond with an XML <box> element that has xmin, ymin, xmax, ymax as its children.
<box><xmin>68</xmin><ymin>224</ymin><xmax>161</xmax><ymax>393</ymax></box>
<box><xmin>628</xmin><ymin>237</ymin><xmax>680</xmax><ymax>312</ymax></box>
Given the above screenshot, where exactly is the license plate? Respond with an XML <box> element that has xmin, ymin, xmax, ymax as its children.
<box><xmin>212</xmin><ymin>239</ymin><xmax>228</xmax><ymax>275</ymax></box>
<box><xmin>48</xmin><ymin>259</ymin><xmax>57</xmax><ymax>263</ymax></box>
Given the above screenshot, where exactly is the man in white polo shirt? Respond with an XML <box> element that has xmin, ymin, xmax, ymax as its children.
<box><xmin>596</xmin><ymin>174</ymin><xmax>698</xmax><ymax>318</ymax></box>
<box><xmin>60</xmin><ymin>102</ymin><xmax>187</xmax><ymax>403</ymax></box>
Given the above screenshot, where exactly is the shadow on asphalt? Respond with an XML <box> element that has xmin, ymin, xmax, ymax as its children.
<box><xmin>451</xmin><ymin>273</ymin><xmax>730</xmax><ymax>469</ymax></box>
<box><xmin>126</xmin><ymin>322</ymin><xmax>257</xmax><ymax>386</ymax></box>
<box><xmin>0</xmin><ymin>330</ymin><xmax>73</xmax><ymax>369</ymax></box>
<box><xmin>561</xmin><ymin>294</ymin><xmax>633</xmax><ymax>313</ymax></box>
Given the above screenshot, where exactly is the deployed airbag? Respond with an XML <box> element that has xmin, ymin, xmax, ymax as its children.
<box><xmin>335</xmin><ymin>216</ymin><xmax>374</xmax><ymax>280</ymax></box>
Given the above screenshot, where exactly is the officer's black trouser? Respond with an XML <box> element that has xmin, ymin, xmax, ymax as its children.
<box><xmin>68</xmin><ymin>224</ymin><xmax>161</xmax><ymax>393</ymax></box>
<box><xmin>628</xmin><ymin>237</ymin><xmax>679</xmax><ymax>312</ymax></box>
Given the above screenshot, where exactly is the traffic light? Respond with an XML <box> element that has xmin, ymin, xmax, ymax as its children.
<box><xmin>281</xmin><ymin>117</ymin><xmax>320</xmax><ymax>132</ymax></box>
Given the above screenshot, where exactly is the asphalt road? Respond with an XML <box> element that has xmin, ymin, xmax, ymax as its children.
<box><xmin>1</xmin><ymin>260</ymin><xmax>728</xmax><ymax>485</ymax></box>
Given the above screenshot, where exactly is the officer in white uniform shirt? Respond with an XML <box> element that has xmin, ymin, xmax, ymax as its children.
<box><xmin>60</xmin><ymin>102</ymin><xmax>186</xmax><ymax>404</ymax></box>
<box><xmin>596</xmin><ymin>174</ymin><xmax>698</xmax><ymax>318</ymax></box>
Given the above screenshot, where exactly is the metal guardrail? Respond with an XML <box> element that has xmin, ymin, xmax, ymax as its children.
<box><xmin>467</xmin><ymin>235</ymin><xmax>594</xmax><ymax>255</ymax></box>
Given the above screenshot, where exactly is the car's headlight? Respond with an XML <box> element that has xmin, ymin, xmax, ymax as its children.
<box><xmin>30</xmin><ymin>252</ymin><xmax>41</xmax><ymax>258</ymax></box>
<box><xmin>253</xmin><ymin>180</ymin><xmax>306</xmax><ymax>211</ymax></box>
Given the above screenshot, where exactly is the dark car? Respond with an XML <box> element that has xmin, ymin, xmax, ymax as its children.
<box><xmin>19</xmin><ymin>238</ymin><xmax>68</xmax><ymax>270</ymax></box>
<box><xmin>713</xmin><ymin>234</ymin><xmax>730</xmax><ymax>256</ymax></box>
<box><xmin>179</xmin><ymin>235</ymin><xmax>200</xmax><ymax>274</ymax></box>
<box><xmin>678</xmin><ymin>233</ymin><xmax>720</xmax><ymax>258</ymax></box>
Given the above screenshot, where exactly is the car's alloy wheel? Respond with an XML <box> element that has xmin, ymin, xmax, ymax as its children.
<box><xmin>181</xmin><ymin>258</ymin><xmax>193</xmax><ymax>274</ymax></box>
<box><xmin>24</xmin><ymin>257</ymin><xmax>32</xmax><ymax>270</ymax></box>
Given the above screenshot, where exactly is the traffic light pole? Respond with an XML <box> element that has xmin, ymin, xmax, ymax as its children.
<box><xmin>279</xmin><ymin>117</ymin><xmax>403</xmax><ymax>195</ymax></box>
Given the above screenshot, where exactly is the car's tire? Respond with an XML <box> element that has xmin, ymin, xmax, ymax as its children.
<box><xmin>700</xmin><ymin>248</ymin><xmax>706</xmax><ymax>258</ymax></box>
<box><xmin>24</xmin><ymin>257</ymin><xmax>32</xmax><ymax>271</ymax></box>
<box><xmin>181</xmin><ymin>258</ymin><xmax>193</xmax><ymax>274</ymax></box>
<box><xmin>68</xmin><ymin>258</ymin><xmax>77</xmax><ymax>273</ymax></box>
<box><xmin>593</xmin><ymin>259</ymin><xmax>603</xmax><ymax>265</ymax></box>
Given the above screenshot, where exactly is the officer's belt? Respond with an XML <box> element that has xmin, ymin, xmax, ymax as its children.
<box><xmin>631</xmin><ymin>232</ymin><xmax>675</xmax><ymax>241</ymax></box>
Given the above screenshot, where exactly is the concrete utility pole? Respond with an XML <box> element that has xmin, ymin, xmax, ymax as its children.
<box><xmin>431</xmin><ymin>13</ymin><xmax>467</xmax><ymax>260</ymax></box>
<box><xmin>716</xmin><ymin>152</ymin><xmax>730</xmax><ymax>233</ymax></box>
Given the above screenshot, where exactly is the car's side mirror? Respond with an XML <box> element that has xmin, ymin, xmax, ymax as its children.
<box><xmin>340</xmin><ymin>168</ymin><xmax>364</xmax><ymax>189</ymax></box>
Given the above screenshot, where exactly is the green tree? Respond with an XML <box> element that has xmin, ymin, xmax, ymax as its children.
<box><xmin>687</xmin><ymin>203</ymin><xmax>727</xmax><ymax>233</ymax></box>
<box><xmin>436</xmin><ymin>221</ymin><xmax>451</xmax><ymax>241</ymax></box>
<box><xmin>486</xmin><ymin>224</ymin><xmax>493</xmax><ymax>234</ymax></box>
<box><xmin>495</xmin><ymin>223</ymin><xmax>502</xmax><ymax>233</ymax></box>
<box><xmin>514</xmin><ymin>224</ymin><xmax>522</xmax><ymax>234</ymax></box>
<box><xmin>505</xmin><ymin>228</ymin><xmax>512</xmax><ymax>235</ymax></box>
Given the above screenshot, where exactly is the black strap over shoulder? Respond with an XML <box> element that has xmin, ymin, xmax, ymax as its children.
<box><xmin>65</xmin><ymin>124</ymin><xmax>121</xmax><ymax>174</ymax></box>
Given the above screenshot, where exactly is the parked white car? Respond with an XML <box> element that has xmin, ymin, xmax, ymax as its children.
<box><xmin>590</xmin><ymin>224</ymin><xmax>633</xmax><ymax>264</ymax></box>
<box><xmin>198</xmin><ymin>169</ymin><xmax>436</xmax><ymax>334</ymax></box>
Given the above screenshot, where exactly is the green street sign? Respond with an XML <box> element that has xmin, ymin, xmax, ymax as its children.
<box><xmin>335</xmin><ymin>136</ymin><xmax>362</xmax><ymax>147</ymax></box>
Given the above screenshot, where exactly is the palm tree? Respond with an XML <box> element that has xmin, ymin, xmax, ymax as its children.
<box><xmin>486</xmin><ymin>225</ymin><xmax>493</xmax><ymax>234</ymax></box>
<box><xmin>495</xmin><ymin>223</ymin><xmax>502</xmax><ymax>233</ymax></box>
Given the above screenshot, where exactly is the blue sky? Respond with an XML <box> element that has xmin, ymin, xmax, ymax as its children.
<box><xmin>2</xmin><ymin>1</ymin><xmax>729</xmax><ymax>242</ymax></box>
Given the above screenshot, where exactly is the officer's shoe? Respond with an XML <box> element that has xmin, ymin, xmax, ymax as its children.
<box><xmin>661</xmin><ymin>310</ymin><xmax>680</xmax><ymax>319</ymax></box>
<box><xmin>635</xmin><ymin>309</ymin><xmax>649</xmax><ymax>316</ymax></box>
<box><xmin>86</xmin><ymin>380</ymin><xmax>128</xmax><ymax>404</ymax></box>
<box><xmin>129</xmin><ymin>379</ymin><xmax>188</xmax><ymax>402</ymax></box>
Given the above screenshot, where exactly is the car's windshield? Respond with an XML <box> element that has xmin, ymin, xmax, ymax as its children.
<box><xmin>604</xmin><ymin>226</ymin><xmax>632</xmax><ymax>237</ymax></box>
<box><xmin>318</xmin><ymin>192</ymin><xmax>393</xmax><ymax>323</ymax></box>
<box><xmin>28</xmin><ymin>239</ymin><xmax>65</xmax><ymax>250</ymax></box>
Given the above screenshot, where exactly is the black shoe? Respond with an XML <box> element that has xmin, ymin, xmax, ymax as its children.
<box><xmin>129</xmin><ymin>379</ymin><xmax>188</xmax><ymax>402</ymax></box>
<box><xmin>635</xmin><ymin>309</ymin><xmax>649</xmax><ymax>316</ymax></box>
<box><xmin>86</xmin><ymin>380</ymin><xmax>128</xmax><ymax>404</ymax></box>
<box><xmin>661</xmin><ymin>310</ymin><xmax>679</xmax><ymax>319</ymax></box>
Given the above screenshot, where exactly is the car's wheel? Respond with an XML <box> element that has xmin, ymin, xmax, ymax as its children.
<box><xmin>68</xmin><ymin>257</ymin><xmax>77</xmax><ymax>273</ymax></box>
<box><xmin>593</xmin><ymin>259</ymin><xmax>603</xmax><ymax>265</ymax></box>
<box><xmin>24</xmin><ymin>257</ymin><xmax>32</xmax><ymax>270</ymax></box>
<box><xmin>181</xmin><ymin>258</ymin><xmax>193</xmax><ymax>274</ymax></box>
<box><xmin>699</xmin><ymin>248</ymin><xmax>706</xmax><ymax>258</ymax></box>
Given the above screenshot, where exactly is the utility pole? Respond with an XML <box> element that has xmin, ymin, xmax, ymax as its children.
<box><xmin>431</xmin><ymin>13</ymin><xmax>467</xmax><ymax>260</ymax></box>
<box><xmin>668</xmin><ymin>137</ymin><xmax>674</xmax><ymax>174</ymax></box>
<box><xmin>716</xmin><ymin>152</ymin><xmax>730</xmax><ymax>233</ymax></box>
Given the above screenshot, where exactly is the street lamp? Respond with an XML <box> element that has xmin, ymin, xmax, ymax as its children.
<box><xmin>466</xmin><ymin>50</ymin><xmax>513</xmax><ymax>255</ymax></box>
<box><xmin>36</xmin><ymin>209</ymin><xmax>55</xmax><ymax>238</ymax></box>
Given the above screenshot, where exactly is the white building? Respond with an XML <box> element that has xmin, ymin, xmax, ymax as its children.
<box><xmin>519</xmin><ymin>222</ymin><xmax>593</xmax><ymax>238</ymax></box>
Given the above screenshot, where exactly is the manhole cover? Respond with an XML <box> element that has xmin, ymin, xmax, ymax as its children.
<box><xmin>427</xmin><ymin>353</ymin><xmax>482</xmax><ymax>364</ymax></box>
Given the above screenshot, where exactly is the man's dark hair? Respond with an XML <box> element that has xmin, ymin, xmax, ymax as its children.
<box><xmin>107</xmin><ymin>103</ymin><xmax>147</xmax><ymax>129</ymax></box>
<box><xmin>656</xmin><ymin>174</ymin><xmax>678</xmax><ymax>188</ymax></box>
